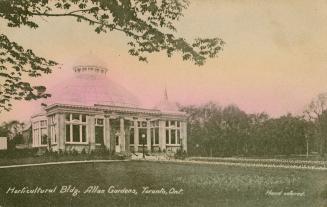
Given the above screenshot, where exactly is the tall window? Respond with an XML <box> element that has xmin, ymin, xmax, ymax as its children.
<box><xmin>66</xmin><ymin>125</ymin><xmax>70</xmax><ymax>142</ymax></box>
<box><xmin>116</xmin><ymin>135</ymin><xmax>119</xmax><ymax>145</ymax></box>
<box><xmin>166</xmin><ymin>130</ymin><xmax>169</xmax><ymax>144</ymax></box>
<box><xmin>40</xmin><ymin>125</ymin><xmax>48</xmax><ymax>145</ymax></box>
<box><xmin>49</xmin><ymin>115</ymin><xmax>57</xmax><ymax>144</ymax></box>
<box><xmin>33</xmin><ymin>129</ymin><xmax>38</xmax><ymax>146</ymax></box>
<box><xmin>150</xmin><ymin>121</ymin><xmax>159</xmax><ymax>146</ymax></box>
<box><xmin>139</xmin><ymin>128</ymin><xmax>147</xmax><ymax>145</ymax></box>
<box><xmin>171</xmin><ymin>129</ymin><xmax>176</xmax><ymax>144</ymax></box>
<box><xmin>73</xmin><ymin>125</ymin><xmax>80</xmax><ymax>142</ymax></box>
<box><xmin>130</xmin><ymin>128</ymin><xmax>134</xmax><ymax>144</ymax></box>
<box><xmin>32</xmin><ymin>120</ymin><xmax>48</xmax><ymax>147</ymax></box>
<box><xmin>138</xmin><ymin>121</ymin><xmax>147</xmax><ymax>145</ymax></box>
<box><xmin>177</xmin><ymin>130</ymin><xmax>181</xmax><ymax>144</ymax></box>
<box><xmin>95</xmin><ymin>118</ymin><xmax>104</xmax><ymax>145</ymax></box>
<box><xmin>165</xmin><ymin>120</ymin><xmax>181</xmax><ymax>145</ymax></box>
<box><xmin>65</xmin><ymin>114</ymin><xmax>87</xmax><ymax>143</ymax></box>
<box><xmin>129</xmin><ymin>121</ymin><xmax>135</xmax><ymax>145</ymax></box>
<box><xmin>41</xmin><ymin>134</ymin><xmax>48</xmax><ymax>145</ymax></box>
<box><xmin>155</xmin><ymin>128</ymin><xmax>159</xmax><ymax>145</ymax></box>
<box><xmin>82</xmin><ymin>125</ymin><xmax>86</xmax><ymax>142</ymax></box>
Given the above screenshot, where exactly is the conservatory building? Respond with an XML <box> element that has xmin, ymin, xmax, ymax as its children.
<box><xmin>31</xmin><ymin>57</ymin><xmax>187</xmax><ymax>153</ymax></box>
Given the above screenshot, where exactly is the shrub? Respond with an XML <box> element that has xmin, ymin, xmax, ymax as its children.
<box><xmin>175</xmin><ymin>149</ymin><xmax>188</xmax><ymax>160</ymax></box>
<box><xmin>71</xmin><ymin>149</ymin><xmax>79</xmax><ymax>156</ymax></box>
<box><xmin>113</xmin><ymin>151</ymin><xmax>132</xmax><ymax>160</ymax></box>
<box><xmin>0</xmin><ymin>148</ymin><xmax>39</xmax><ymax>158</ymax></box>
<box><xmin>51</xmin><ymin>150</ymin><xmax>59</xmax><ymax>158</ymax></box>
<box><xmin>44</xmin><ymin>148</ymin><xmax>50</xmax><ymax>157</ymax></box>
<box><xmin>63</xmin><ymin>150</ymin><xmax>70</xmax><ymax>156</ymax></box>
<box><xmin>81</xmin><ymin>148</ymin><xmax>87</xmax><ymax>155</ymax></box>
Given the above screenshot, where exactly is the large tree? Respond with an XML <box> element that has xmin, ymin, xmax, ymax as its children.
<box><xmin>304</xmin><ymin>93</ymin><xmax>327</xmax><ymax>155</ymax></box>
<box><xmin>0</xmin><ymin>0</ymin><xmax>225</xmax><ymax>112</ymax></box>
<box><xmin>0</xmin><ymin>120</ymin><xmax>24</xmax><ymax>139</ymax></box>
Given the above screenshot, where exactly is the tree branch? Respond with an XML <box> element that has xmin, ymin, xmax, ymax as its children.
<box><xmin>27</xmin><ymin>11</ymin><xmax>143</xmax><ymax>38</ymax></box>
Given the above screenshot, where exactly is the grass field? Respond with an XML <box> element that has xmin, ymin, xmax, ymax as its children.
<box><xmin>0</xmin><ymin>161</ymin><xmax>326</xmax><ymax>207</ymax></box>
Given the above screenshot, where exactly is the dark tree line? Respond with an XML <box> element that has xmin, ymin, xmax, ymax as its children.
<box><xmin>181</xmin><ymin>103</ymin><xmax>317</xmax><ymax>157</ymax></box>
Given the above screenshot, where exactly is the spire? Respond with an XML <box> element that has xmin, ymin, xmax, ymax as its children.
<box><xmin>164</xmin><ymin>87</ymin><xmax>168</xmax><ymax>101</ymax></box>
<box><xmin>154</xmin><ymin>87</ymin><xmax>179</xmax><ymax>112</ymax></box>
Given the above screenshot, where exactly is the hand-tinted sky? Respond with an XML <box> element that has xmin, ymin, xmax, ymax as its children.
<box><xmin>2</xmin><ymin>0</ymin><xmax>327</xmax><ymax>122</ymax></box>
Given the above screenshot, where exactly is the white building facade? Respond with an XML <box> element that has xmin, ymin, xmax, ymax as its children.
<box><xmin>31</xmin><ymin>58</ymin><xmax>187</xmax><ymax>153</ymax></box>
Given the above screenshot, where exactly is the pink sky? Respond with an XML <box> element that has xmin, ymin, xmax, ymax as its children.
<box><xmin>2</xmin><ymin>0</ymin><xmax>327</xmax><ymax>122</ymax></box>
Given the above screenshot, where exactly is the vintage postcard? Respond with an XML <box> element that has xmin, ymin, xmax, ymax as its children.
<box><xmin>0</xmin><ymin>0</ymin><xmax>327</xmax><ymax>206</ymax></box>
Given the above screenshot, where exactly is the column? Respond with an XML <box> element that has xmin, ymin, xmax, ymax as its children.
<box><xmin>134</xmin><ymin>120</ymin><xmax>139</xmax><ymax>152</ymax></box>
<box><xmin>31</xmin><ymin>123</ymin><xmax>35</xmax><ymax>147</ymax></box>
<box><xmin>88</xmin><ymin>115</ymin><xmax>95</xmax><ymax>151</ymax></box>
<box><xmin>109</xmin><ymin>118</ymin><xmax>116</xmax><ymax>152</ymax></box>
<box><xmin>51</xmin><ymin>114</ymin><xmax>58</xmax><ymax>151</ymax></box>
<box><xmin>47</xmin><ymin>116</ymin><xmax>51</xmax><ymax>150</ymax></box>
<box><xmin>146</xmin><ymin>120</ymin><xmax>151</xmax><ymax>151</ymax></box>
<box><xmin>120</xmin><ymin>118</ymin><xmax>125</xmax><ymax>152</ymax></box>
<box><xmin>58</xmin><ymin>113</ymin><xmax>65</xmax><ymax>151</ymax></box>
<box><xmin>125</xmin><ymin>122</ymin><xmax>130</xmax><ymax>152</ymax></box>
<box><xmin>159</xmin><ymin>120</ymin><xmax>166</xmax><ymax>151</ymax></box>
<box><xmin>181</xmin><ymin>121</ymin><xmax>187</xmax><ymax>152</ymax></box>
<box><xmin>104</xmin><ymin>116</ymin><xmax>110</xmax><ymax>150</ymax></box>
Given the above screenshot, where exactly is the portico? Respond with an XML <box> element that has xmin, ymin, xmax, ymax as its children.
<box><xmin>41</xmin><ymin>104</ymin><xmax>187</xmax><ymax>153</ymax></box>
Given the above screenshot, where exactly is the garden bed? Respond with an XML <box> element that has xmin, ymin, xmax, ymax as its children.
<box><xmin>0</xmin><ymin>148</ymin><xmax>131</xmax><ymax>166</ymax></box>
<box><xmin>188</xmin><ymin>157</ymin><xmax>327</xmax><ymax>170</ymax></box>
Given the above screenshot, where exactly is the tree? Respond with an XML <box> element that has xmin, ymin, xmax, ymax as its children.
<box><xmin>0</xmin><ymin>120</ymin><xmax>25</xmax><ymax>139</ymax></box>
<box><xmin>181</xmin><ymin>103</ymin><xmax>251</xmax><ymax>157</ymax></box>
<box><xmin>0</xmin><ymin>0</ymin><xmax>225</xmax><ymax>112</ymax></box>
<box><xmin>247</xmin><ymin>112</ymin><xmax>269</xmax><ymax>155</ymax></box>
<box><xmin>180</xmin><ymin>102</ymin><xmax>223</xmax><ymax>156</ymax></box>
<box><xmin>260</xmin><ymin>114</ymin><xmax>308</xmax><ymax>155</ymax></box>
<box><xmin>304</xmin><ymin>93</ymin><xmax>327</xmax><ymax>155</ymax></box>
<box><xmin>221</xmin><ymin>105</ymin><xmax>249</xmax><ymax>156</ymax></box>
<box><xmin>0</xmin><ymin>120</ymin><xmax>25</xmax><ymax>149</ymax></box>
<box><xmin>0</xmin><ymin>34</ymin><xmax>57</xmax><ymax>112</ymax></box>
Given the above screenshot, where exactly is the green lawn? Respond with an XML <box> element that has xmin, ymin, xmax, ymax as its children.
<box><xmin>0</xmin><ymin>155</ymin><xmax>117</xmax><ymax>166</ymax></box>
<box><xmin>0</xmin><ymin>161</ymin><xmax>326</xmax><ymax>207</ymax></box>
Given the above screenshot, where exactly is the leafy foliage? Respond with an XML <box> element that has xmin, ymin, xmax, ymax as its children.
<box><xmin>0</xmin><ymin>120</ymin><xmax>25</xmax><ymax>139</ymax></box>
<box><xmin>304</xmin><ymin>93</ymin><xmax>327</xmax><ymax>155</ymax></box>
<box><xmin>181</xmin><ymin>103</ymin><xmax>313</xmax><ymax>157</ymax></box>
<box><xmin>0</xmin><ymin>34</ymin><xmax>57</xmax><ymax>111</ymax></box>
<box><xmin>0</xmin><ymin>120</ymin><xmax>27</xmax><ymax>149</ymax></box>
<box><xmin>0</xmin><ymin>0</ymin><xmax>224</xmax><ymax>112</ymax></box>
<box><xmin>0</xmin><ymin>0</ymin><xmax>224</xmax><ymax>65</ymax></box>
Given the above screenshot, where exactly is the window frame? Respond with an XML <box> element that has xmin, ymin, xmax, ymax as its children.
<box><xmin>32</xmin><ymin>120</ymin><xmax>48</xmax><ymax>147</ymax></box>
<box><xmin>65</xmin><ymin>113</ymin><xmax>88</xmax><ymax>144</ymax></box>
<box><xmin>150</xmin><ymin>121</ymin><xmax>159</xmax><ymax>146</ymax></box>
<box><xmin>165</xmin><ymin>120</ymin><xmax>182</xmax><ymax>146</ymax></box>
<box><xmin>94</xmin><ymin>118</ymin><xmax>104</xmax><ymax>145</ymax></box>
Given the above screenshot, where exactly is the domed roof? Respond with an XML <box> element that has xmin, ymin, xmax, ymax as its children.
<box><xmin>46</xmin><ymin>59</ymin><xmax>141</xmax><ymax>108</ymax></box>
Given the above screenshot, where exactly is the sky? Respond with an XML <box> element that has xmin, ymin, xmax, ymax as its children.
<box><xmin>1</xmin><ymin>0</ymin><xmax>327</xmax><ymax>122</ymax></box>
